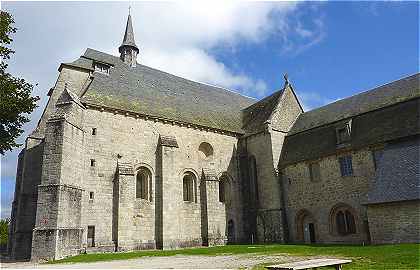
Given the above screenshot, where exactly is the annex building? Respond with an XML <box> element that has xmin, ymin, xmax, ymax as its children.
<box><xmin>8</xmin><ymin>15</ymin><xmax>420</xmax><ymax>261</ymax></box>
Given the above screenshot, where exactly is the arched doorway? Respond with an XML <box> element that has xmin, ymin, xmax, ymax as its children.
<box><xmin>296</xmin><ymin>209</ymin><xmax>316</xmax><ymax>244</ymax></box>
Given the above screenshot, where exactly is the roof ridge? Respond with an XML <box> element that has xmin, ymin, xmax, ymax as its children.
<box><xmin>243</xmin><ymin>88</ymin><xmax>284</xmax><ymax>112</ymax></box>
<box><xmin>301</xmin><ymin>73</ymin><xmax>420</xmax><ymax>116</ymax></box>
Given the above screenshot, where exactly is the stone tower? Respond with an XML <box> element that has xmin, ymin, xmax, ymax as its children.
<box><xmin>119</xmin><ymin>12</ymin><xmax>139</xmax><ymax>67</ymax></box>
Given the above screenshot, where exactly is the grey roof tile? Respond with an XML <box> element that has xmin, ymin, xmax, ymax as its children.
<box><xmin>242</xmin><ymin>89</ymin><xmax>284</xmax><ymax>132</ymax></box>
<box><xmin>367</xmin><ymin>137</ymin><xmax>420</xmax><ymax>204</ymax></box>
<box><xmin>59</xmin><ymin>57</ymin><xmax>94</xmax><ymax>71</ymax></box>
<box><xmin>80</xmin><ymin>48</ymin><xmax>255</xmax><ymax>133</ymax></box>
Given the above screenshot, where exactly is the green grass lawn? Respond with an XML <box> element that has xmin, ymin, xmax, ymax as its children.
<box><xmin>48</xmin><ymin>243</ymin><xmax>420</xmax><ymax>269</ymax></box>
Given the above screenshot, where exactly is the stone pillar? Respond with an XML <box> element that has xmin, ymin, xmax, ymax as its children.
<box><xmin>156</xmin><ymin>135</ymin><xmax>179</xmax><ymax>249</ymax></box>
<box><xmin>201</xmin><ymin>169</ymin><xmax>226</xmax><ymax>246</ymax></box>
<box><xmin>116</xmin><ymin>162</ymin><xmax>135</xmax><ymax>250</ymax></box>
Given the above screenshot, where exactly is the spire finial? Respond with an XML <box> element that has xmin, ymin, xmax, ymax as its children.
<box><xmin>283</xmin><ymin>73</ymin><xmax>291</xmax><ymax>88</ymax></box>
<box><xmin>128</xmin><ymin>6</ymin><xmax>131</xmax><ymax>15</ymax></box>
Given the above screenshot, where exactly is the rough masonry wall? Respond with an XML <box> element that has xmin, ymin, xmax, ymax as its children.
<box><xmin>81</xmin><ymin>108</ymin><xmax>243</xmax><ymax>250</ymax></box>
<box><xmin>282</xmin><ymin>148</ymin><xmax>374</xmax><ymax>244</ymax></box>
<box><xmin>241</xmin><ymin>86</ymin><xmax>302</xmax><ymax>243</ymax></box>
<box><xmin>367</xmin><ymin>201</ymin><xmax>420</xmax><ymax>244</ymax></box>
<box><xmin>33</xmin><ymin>67</ymin><xmax>90</xmax><ymax>138</ymax></box>
<box><xmin>32</xmin><ymin>101</ymin><xmax>85</xmax><ymax>261</ymax></box>
<box><xmin>10</xmin><ymin>138</ymin><xmax>44</xmax><ymax>260</ymax></box>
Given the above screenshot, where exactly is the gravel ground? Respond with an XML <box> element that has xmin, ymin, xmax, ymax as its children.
<box><xmin>1</xmin><ymin>254</ymin><xmax>311</xmax><ymax>269</ymax></box>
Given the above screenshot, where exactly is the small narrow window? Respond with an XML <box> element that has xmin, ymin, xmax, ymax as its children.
<box><xmin>309</xmin><ymin>162</ymin><xmax>321</xmax><ymax>182</ymax></box>
<box><xmin>183</xmin><ymin>173</ymin><xmax>195</xmax><ymax>202</ymax></box>
<box><xmin>90</xmin><ymin>159</ymin><xmax>96</xmax><ymax>167</ymax></box>
<box><xmin>339</xmin><ymin>155</ymin><xmax>353</xmax><ymax>176</ymax></box>
<box><xmin>336</xmin><ymin>121</ymin><xmax>351</xmax><ymax>145</ymax></box>
<box><xmin>89</xmin><ymin>192</ymin><xmax>94</xmax><ymax>200</ymax></box>
<box><xmin>92</xmin><ymin>128</ymin><xmax>97</xmax><ymax>135</ymax></box>
<box><xmin>136</xmin><ymin>169</ymin><xmax>151</xmax><ymax>200</ymax></box>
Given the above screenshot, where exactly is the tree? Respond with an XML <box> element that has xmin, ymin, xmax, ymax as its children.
<box><xmin>0</xmin><ymin>218</ymin><xmax>10</xmax><ymax>246</ymax></box>
<box><xmin>0</xmin><ymin>11</ymin><xmax>39</xmax><ymax>155</ymax></box>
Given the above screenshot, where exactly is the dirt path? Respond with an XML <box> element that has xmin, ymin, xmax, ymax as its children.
<box><xmin>1</xmin><ymin>254</ymin><xmax>311</xmax><ymax>269</ymax></box>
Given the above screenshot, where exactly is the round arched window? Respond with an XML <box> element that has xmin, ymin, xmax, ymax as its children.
<box><xmin>136</xmin><ymin>167</ymin><xmax>152</xmax><ymax>201</ymax></box>
<box><xmin>183</xmin><ymin>172</ymin><xmax>197</xmax><ymax>202</ymax></box>
<box><xmin>198</xmin><ymin>142</ymin><xmax>214</xmax><ymax>159</ymax></box>
<box><xmin>330</xmin><ymin>203</ymin><xmax>357</xmax><ymax>236</ymax></box>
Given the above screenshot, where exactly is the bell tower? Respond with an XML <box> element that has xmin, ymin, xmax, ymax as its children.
<box><xmin>119</xmin><ymin>11</ymin><xmax>139</xmax><ymax>67</ymax></box>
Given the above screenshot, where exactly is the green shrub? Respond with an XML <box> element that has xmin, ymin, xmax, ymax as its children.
<box><xmin>0</xmin><ymin>218</ymin><xmax>10</xmax><ymax>245</ymax></box>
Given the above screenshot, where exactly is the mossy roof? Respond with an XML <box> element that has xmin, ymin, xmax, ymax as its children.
<box><xmin>79</xmin><ymin>48</ymin><xmax>256</xmax><ymax>133</ymax></box>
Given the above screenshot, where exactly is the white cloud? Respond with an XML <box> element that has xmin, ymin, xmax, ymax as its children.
<box><xmin>142</xmin><ymin>47</ymin><xmax>266</xmax><ymax>96</ymax></box>
<box><xmin>126</xmin><ymin>1</ymin><xmax>300</xmax><ymax>97</ymax></box>
<box><xmin>0</xmin><ymin>2</ymin><xmax>327</xmax><ymax>217</ymax></box>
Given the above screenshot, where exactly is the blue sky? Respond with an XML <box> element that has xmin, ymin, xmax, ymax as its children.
<box><xmin>1</xmin><ymin>1</ymin><xmax>418</xmax><ymax>218</ymax></box>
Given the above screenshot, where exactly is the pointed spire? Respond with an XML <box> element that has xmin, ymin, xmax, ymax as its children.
<box><xmin>119</xmin><ymin>12</ymin><xmax>139</xmax><ymax>67</ymax></box>
<box><xmin>119</xmin><ymin>13</ymin><xmax>139</xmax><ymax>53</ymax></box>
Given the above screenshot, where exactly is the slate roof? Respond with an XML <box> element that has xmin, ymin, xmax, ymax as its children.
<box><xmin>290</xmin><ymin>73</ymin><xmax>420</xmax><ymax>135</ymax></box>
<box><xmin>79</xmin><ymin>48</ymin><xmax>255</xmax><ymax>133</ymax></box>
<box><xmin>367</xmin><ymin>138</ymin><xmax>420</xmax><ymax>204</ymax></box>
<box><xmin>242</xmin><ymin>89</ymin><xmax>284</xmax><ymax>132</ymax></box>
<box><xmin>59</xmin><ymin>57</ymin><xmax>94</xmax><ymax>72</ymax></box>
<box><xmin>280</xmin><ymin>74</ymin><xmax>420</xmax><ymax>166</ymax></box>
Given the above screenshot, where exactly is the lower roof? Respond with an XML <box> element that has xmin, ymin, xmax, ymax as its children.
<box><xmin>367</xmin><ymin>137</ymin><xmax>420</xmax><ymax>205</ymax></box>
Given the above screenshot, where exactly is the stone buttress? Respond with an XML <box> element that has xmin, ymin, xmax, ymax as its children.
<box><xmin>31</xmin><ymin>88</ymin><xmax>85</xmax><ymax>261</ymax></box>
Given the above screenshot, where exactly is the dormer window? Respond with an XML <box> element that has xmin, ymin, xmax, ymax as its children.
<box><xmin>336</xmin><ymin>120</ymin><xmax>352</xmax><ymax>145</ymax></box>
<box><xmin>94</xmin><ymin>62</ymin><xmax>110</xmax><ymax>74</ymax></box>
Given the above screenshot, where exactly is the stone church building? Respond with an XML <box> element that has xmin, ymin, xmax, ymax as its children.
<box><xmin>8</xmin><ymin>15</ymin><xmax>420</xmax><ymax>261</ymax></box>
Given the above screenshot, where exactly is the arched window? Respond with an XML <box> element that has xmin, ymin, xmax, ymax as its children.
<box><xmin>330</xmin><ymin>204</ymin><xmax>357</xmax><ymax>236</ymax></box>
<box><xmin>198</xmin><ymin>142</ymin><xmax>214</xmax><ymax>160</ymax></box>
<box><xmin>218</xmin><ymin>175</ymin><xmax>231</xmax><ymax>203</ymax></box>
<box><xmin>248</xmin><ymin>156</ymin><xmax>259</xmax><ymax>204</ymax></box>
<box><xmin>136</xmin><ymin>167</ymin><xmax>151</xmax><ymax>200</ymax></box>
<box><xmin>183</xmin><ymin>172</ymin><xmax>196</xmax><ymax>202</ymax></box>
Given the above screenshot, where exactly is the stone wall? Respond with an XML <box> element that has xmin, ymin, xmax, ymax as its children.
<box><xmin>9</xmin><ymin>137</ymin><xmax>44</xmax><ymax>260</ymax></box>
<box><xmin>367</xmin><ymin>200</ymin><xmax>420</xmax><ymax>244</ymax></box>
<box><xmin>80</xmin><ymin>107</ymin><xmax>243</xmax><ymax>251</ymax></box>
<box><xmin>282</xmin><ymin>148</ymin><xmax>374</xmax><ymax>244</ymax></box>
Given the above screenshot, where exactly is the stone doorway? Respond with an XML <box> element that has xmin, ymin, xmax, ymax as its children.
<box><xmin>296</xmin><ymin>209</ymin><xmax>316</xmax><ymax>244</ymax></box>
<box><xmin>87</xmin><ymin>226</ymin><xmax>95</xmax><ymax>247</ymax></box>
